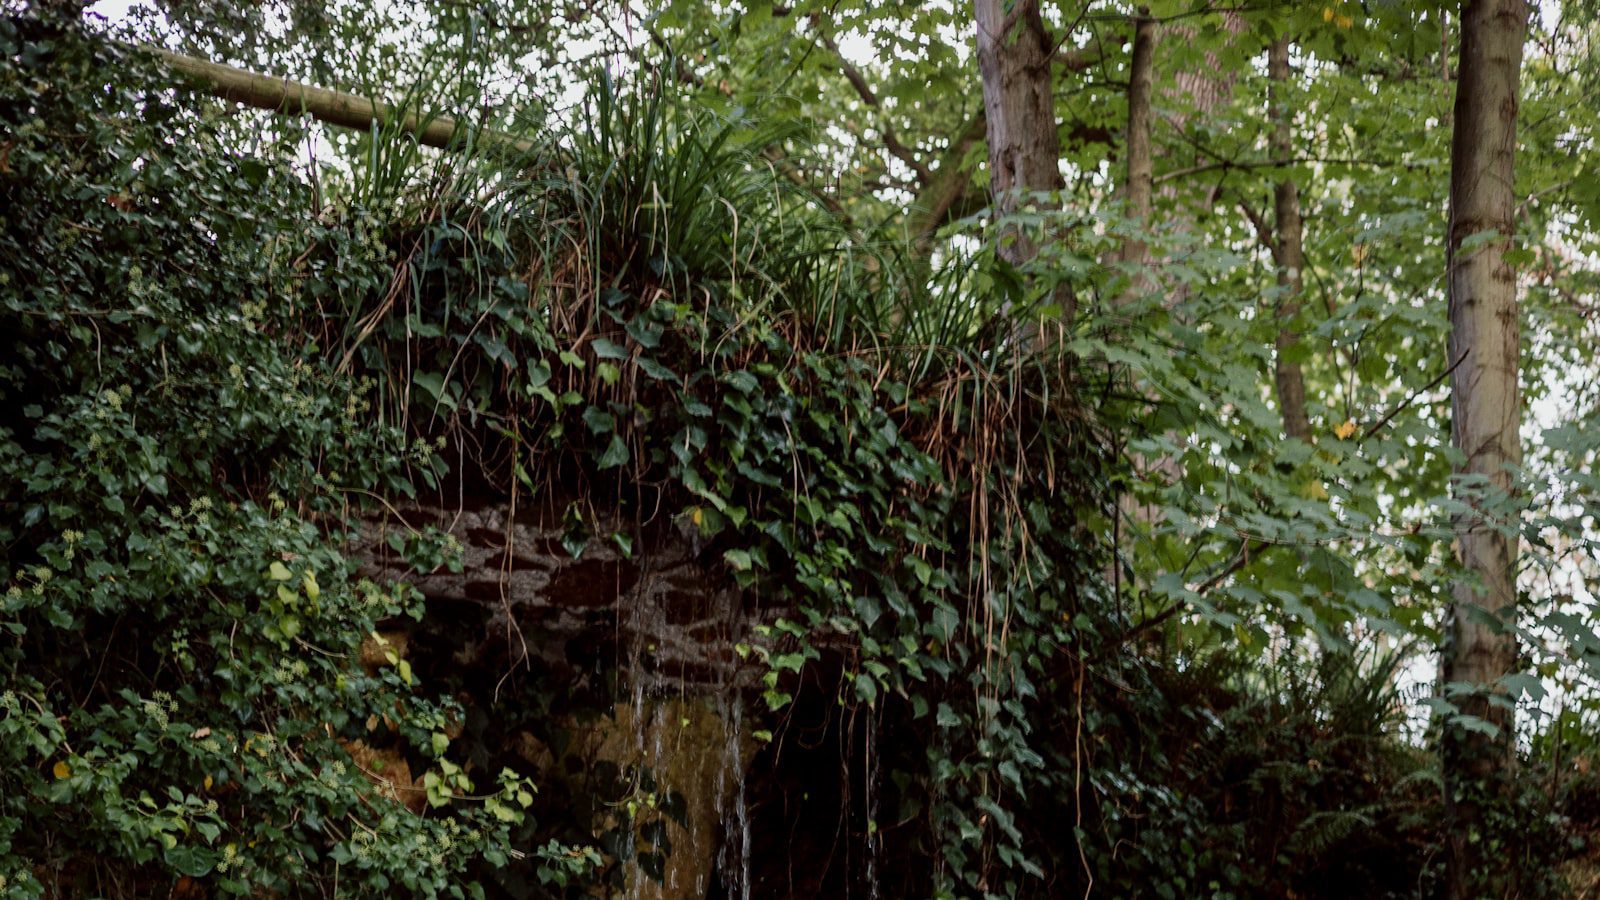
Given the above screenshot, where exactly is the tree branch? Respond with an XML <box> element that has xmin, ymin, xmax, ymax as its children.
<box><xmin>904</xmin><ymin>111</ymin><xmax>987</xmax><ymax>249</ymax></box>
<box><xmin>762</xmin><ymin>145</ymin><xmax>849</xmax><ymax>219</ymax></box>
<box><xmin>1360</xmin><ymin>349</ymin><xmax>1470</xmax><ymax>441</ymax></box>
<box><xmin>142</xmin><ymin>44</ymin><xmax>535</xmax><ymax>155</ymax></box>
<box><xmin>1055</xmin><ymin>43</ymin><xmax>1106</xmax><ymax>72</ymax></box>
<box><xmin>1155</xmin><ymin>155</ymin><xmax>1407</xmax><ymax>185</ymax></box>
<box><xmin>815</xmin><ymin>31</ymin><xmax>933</xmax><ymax>183</ymax></box>
<box><xmin>1235</xmin><ymin>194</ymin><xmax>1276</xmax><ymax>254</ymax></box>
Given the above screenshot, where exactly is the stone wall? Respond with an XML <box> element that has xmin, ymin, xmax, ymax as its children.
<box><xmin>350</xmin><ymin>497</ymin><xmax>775</xmax><ymax>897</ymax></box>
<box><xmin>353</xmin><ymin>499</ymin><xmax>773</xmax><ymax>692</ymax></box>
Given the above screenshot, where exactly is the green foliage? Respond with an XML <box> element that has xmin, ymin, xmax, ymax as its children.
<box><xmin>12</xmin><ymin>0</ymin><xmax>1600</xmax><ymax>895</ymax></box>
<box><xmin>1</xmin><ymin>14</ymin><xmax>1109</xmax><ymax>896</ymax></box>
<box><xmin>322</xmin><ymin>66</ymin><xmax>1110</xmax><ymax>894</ymax></box>
<box><xmin>1061</xmin><ymin>645</ymin><xmax>1571</xmax><ymax>898</ymax></box>
<box><xmin>1082</xmin><ymin>648</ymin><xmax>1431</xmax><ymax>897</ymax></box>
<box><xmin>0</xmin><ymin>17</ymin><xmax>563</xmax><ymax>896</ymax></box>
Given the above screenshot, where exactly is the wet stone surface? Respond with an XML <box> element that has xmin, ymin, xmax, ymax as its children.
<box><xmin>352</xmin><ymin>499</ymin><xmax>775</xmax><ymax>692</ymax></box>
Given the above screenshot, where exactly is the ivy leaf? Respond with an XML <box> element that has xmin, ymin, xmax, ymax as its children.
<box><xmin>582</xmin><ymin>406</ymin><xmax>615</xmax><ymax>434</ymax></box>
<box><xmin>476</xmin><ymin>334</ymin><xmax>515</xmax><ymax>369</ymax></box>
<box><xmin>597</xmin><ymin>435</ymin><xmax>629</xmax><ymax>469</ymax></box>
<box><xmin>527</xmin><ymin>359</ymin><xmax>552</xmax><ymax>387</ymax></box>
<box><xmin>637</xmin><ymin>357</ymin><xmax>679</xmax><ymax>384</ymax></box>
<box><xmin>854</xmin><ymin>674</ymin><xmax>878</xmax><ymax>706</ymax></box>
<box><xmin>853</xmin><ymin>595</ymin><xmax>882</xmax><ymax>628</ymax></box>
<box><xmin>591</xmin><ymin>337</ymin><xmax>629</xmax><ymax>360</ymax></box>
<box><xmin>723</xmin><ymin>370</ymin><xmax>759</xmax><ymax>393</ymax></box>
<box><xmin>625</xmin><ymin>314</ymin><xmax>663</xmax><ymax>348</ymax></box>
<box><xmin>413</xmin><ymin>371</ymin><xmax>445</xmax><ymax>400</ymax></box>
<box><xmin>414</xmin><ymin>371</ymin><xmax>459</xmax><ymax>411</ymax></box>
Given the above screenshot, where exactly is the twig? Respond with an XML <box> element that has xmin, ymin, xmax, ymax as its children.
<box><xmin>1234</xmin><ymin>193</ymin><xmax>1275</xmax><ymax>254</ymax></box>
<box><xmin>1360</xmin><ymin>348</ymin><xmax>1469</xmax><ymax>441</ymax></box>
<box><xmin>814</xmin><ymin>31</ymin><xmax>932</xmax><ymax>183</ymax></box>
<box><xmin>1193</xmin><ymin>538</ymin><xmax>1256</xmax><ymax>595</ymax></box>
<box><xmin>1089</xmin><ymin>601</ymin><xmax>1186</xmax><ymax>662</ymax></box>
<box><xmin>1155</xmin><ymin>155</ymin><xmax>1409</xmax><ymax>185</ymax></box>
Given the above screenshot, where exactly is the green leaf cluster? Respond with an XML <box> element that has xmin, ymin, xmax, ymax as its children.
<box><xmin>0</xmin><ymin>17</ymin><xmax>575</xmax><ymax>897</ymax></box>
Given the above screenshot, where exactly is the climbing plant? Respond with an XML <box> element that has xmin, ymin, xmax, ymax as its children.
<box><xmin>9</xmin><ymin>2</ymin><xmax>1600</xmax><ymax>897</ymax></box>
<box><xmin>1</xmin><ymin>13</ymin><xmax>1114</xmax><ymax>895</ymax></box>
<box><xmin>313</xmin><ymin>64</ymin><xmax>1114</xmax><ymax>894</ymax></box>
<box><xmin>0</xmin><ymin>17</ymin><xmax>566</xmax><ymax>897</ymax></box>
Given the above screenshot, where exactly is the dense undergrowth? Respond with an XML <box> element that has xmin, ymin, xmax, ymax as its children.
<box><xmin>0</xmin><ymin>13</ymin><xmax>1587</xmax><ymax>898</ymax></box>
<box><xmin>0</xmin><ymin>19</ymin><xmax>557</xmax><ymax>897</ymax></box>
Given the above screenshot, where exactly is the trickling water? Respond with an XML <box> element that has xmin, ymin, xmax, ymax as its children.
<box><xmin>657</xmin><ymin>701</ymin><xmax>673</xmax><ymax>899</ymax></box>
<box><xmin>627</xmin><ymin>640</ymin><xmax>647</xmax><ymax>900</ymax></box>
<box><xmin>730</xmin><ymin>693</ymin><xmax>751</xmax><ymax>900</ymax></box>
<box><xmin>865</xmin><ymin>716</ymin><xmax>880</xmax><ymax>900</ymax></box>
<box><xmin>604</xmin><ymin>546</ymin><xmax>762</xmax><ymax>900</ymax></box>
<box><xmin>707</xmin><ymin>685</ymin><xmax>728</xmax><ymax>900</ymax></box>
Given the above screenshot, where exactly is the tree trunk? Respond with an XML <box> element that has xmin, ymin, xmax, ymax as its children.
<box><xmin>1268</xmin><ymin>38</ymin><xmax>1311</xmax><ymax>443</ymax></box>
<box><xmin>1117</xmin><ymin>13</ymin><xmax>1243</xmax><ymax>563</ymax></box>
<box><xmin>1109</xmin><ymin>11</ymin><xmax>1165</xmax><ymax>577</ymax></box>
<box><xmin>1120</xmin><ymin>12</ymin><xmax>1157</xmax><ymax>271</ymax></box>
<box><xmin>974</xmin><ymin>0</ymin><xmax>1068</xmax><ymax>320</ymax></box>
<box><xmin>1441</xmin><ymin>1</ymin><xmax>1527</xmax><ymax>897</ymax></box>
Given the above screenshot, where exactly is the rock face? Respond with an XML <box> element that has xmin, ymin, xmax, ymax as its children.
<box><xmin>566</xmin><ymin>695</ymin><xmax>760</xmax><ymax>899</ymax></box>
<box><xmin>354</xmin><ymin>499</ymin><xmax>772</xmax><ymax>693</ymax></box>
<box><xmin>352</xmin><ymin>497</ymin><xmax>773</xmax><ymax>897</ymax></box>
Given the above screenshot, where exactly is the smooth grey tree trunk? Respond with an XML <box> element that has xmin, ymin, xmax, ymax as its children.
<box><xmin>1118</xmin><ymin>13</ymin><xmax>1243</xmax><ymax>552</ymax></box>
<box><xmin>1119</xmin><ymin>13</ymin><xmax>1158</xmax><ymax>274</ymax></box>
<box><xmin>1441</xmin><ymin>1</ymin><xmax>1527</xmax><ymax>896</ymax></box>
<box><xmin>1268</xmin><ymin>37</ymin><xmax>1311</xmax><ymax>443</ymax></box>
<box><xmin>1110</xmin><ymin>12</ymin><xmax>1166</xmax><ymax>577</ymax></box>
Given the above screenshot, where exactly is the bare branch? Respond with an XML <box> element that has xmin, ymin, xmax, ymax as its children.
<box><xmin>143</xmin><ymin>44</ymin><xmax>536</xmax><ymax>155</ymax></box>
<box><xmin>815</xmin><ymin>31</ymin><xmax>933</xmax><ymax>183</ymax></box>
<box><xmin>762</xmin><ymin>146</ymin><xmax>849</xmax><ymax>219</ymax></box>
<box><xmin>1360</xmin><ymin>349</ymin><xmax>1470</xmax><ymax>441</ymax></box>
<box><xmin>1235</xmin><ymin>194</ymin><xmax>1276</xmax><ymax>254</ymax></box>
<box><xmin>904</xmin><ymin>111</ymin><xmax>986</xmax><ymax>249</ymax></box>
<box><xmin>1154</xmin><ymin>155</ymin><xmax>1409</xmax><ymax>185</ymax></box>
